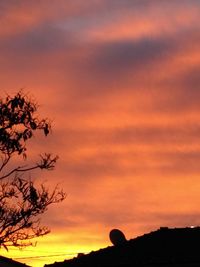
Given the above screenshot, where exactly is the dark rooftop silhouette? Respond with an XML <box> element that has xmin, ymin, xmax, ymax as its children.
<box><xmin>0</xmin><ymin>255</ymin><xmax>30</xmax><ymax>267</ymax></box>
<box><xmin>44</xmin><ymin>226</ymin><xmax>200</xmax><ymax>267</ymax></box>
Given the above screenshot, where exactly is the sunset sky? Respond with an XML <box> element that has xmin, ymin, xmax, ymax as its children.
<box><xmin>1</xmin><ymin>1</ymin><xmax>200</xmax><ymax>266</ymax></box>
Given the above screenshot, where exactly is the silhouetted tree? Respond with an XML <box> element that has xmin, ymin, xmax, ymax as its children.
<box><xmin>0</xmin><ymin>91</ymin><xmax>65</xmax><ymax>250</ymax></box>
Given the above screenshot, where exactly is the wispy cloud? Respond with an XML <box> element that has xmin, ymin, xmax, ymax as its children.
<box><xmin>1</xmin><ymin>1</ymin><xmax>200</xmax><ymax>266</ymax></box>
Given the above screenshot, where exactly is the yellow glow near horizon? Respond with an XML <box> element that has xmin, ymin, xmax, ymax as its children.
<box><xmin>1</xmin><ymin>1</ymin><xmax>200</xmax><ymax>267</ymax></box>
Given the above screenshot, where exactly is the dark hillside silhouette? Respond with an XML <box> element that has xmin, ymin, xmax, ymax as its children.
<box><xmin>0</xmin><ymin>255</ymin><xmax>30</xmax><ymax>267</ymax></box>
<box><xmin>45</xmin><ymin>226</ymin><xmax>200</xmax><ymax>267</ymax></box>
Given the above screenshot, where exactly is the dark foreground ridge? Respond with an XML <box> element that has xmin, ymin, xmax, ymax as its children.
<box><xmin>45</xmin><ymin>226</ymin><xmax>200</xmax><ymax>267</ymax></box>
<box><xmin>0</xmin><ymin>255</ymin><xmax>30</xmax><ymax>267</ymax></box>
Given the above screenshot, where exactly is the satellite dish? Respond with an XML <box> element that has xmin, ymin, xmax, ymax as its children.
<box><xmin>109</xmin><ymin>229</ymin><xmax>127</xmax><ymax>246</ymax></box>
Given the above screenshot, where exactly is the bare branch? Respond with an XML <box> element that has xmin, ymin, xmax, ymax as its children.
<box><xmin>0</xmin><ymin>91</ymin><xmax>66</xmax><ymax>249</ymax></box>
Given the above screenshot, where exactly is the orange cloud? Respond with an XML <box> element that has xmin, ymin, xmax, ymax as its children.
<box><xmin>1</xmin><ymin>1</ymin><xmax>200</xmax><ymax>266</ymax></box>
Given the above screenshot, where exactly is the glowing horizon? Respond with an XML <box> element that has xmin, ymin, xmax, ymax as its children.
<box><xmin>1</xmin><ymin>1</ymin><xmax>200</xmax><ymax>266</ymax></box>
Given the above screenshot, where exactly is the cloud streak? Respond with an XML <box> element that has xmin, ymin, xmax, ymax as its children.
<box><xmin>1</xmin><ymin>1</ymin><xmax>200</xmax><ymax>266</ymax></box>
